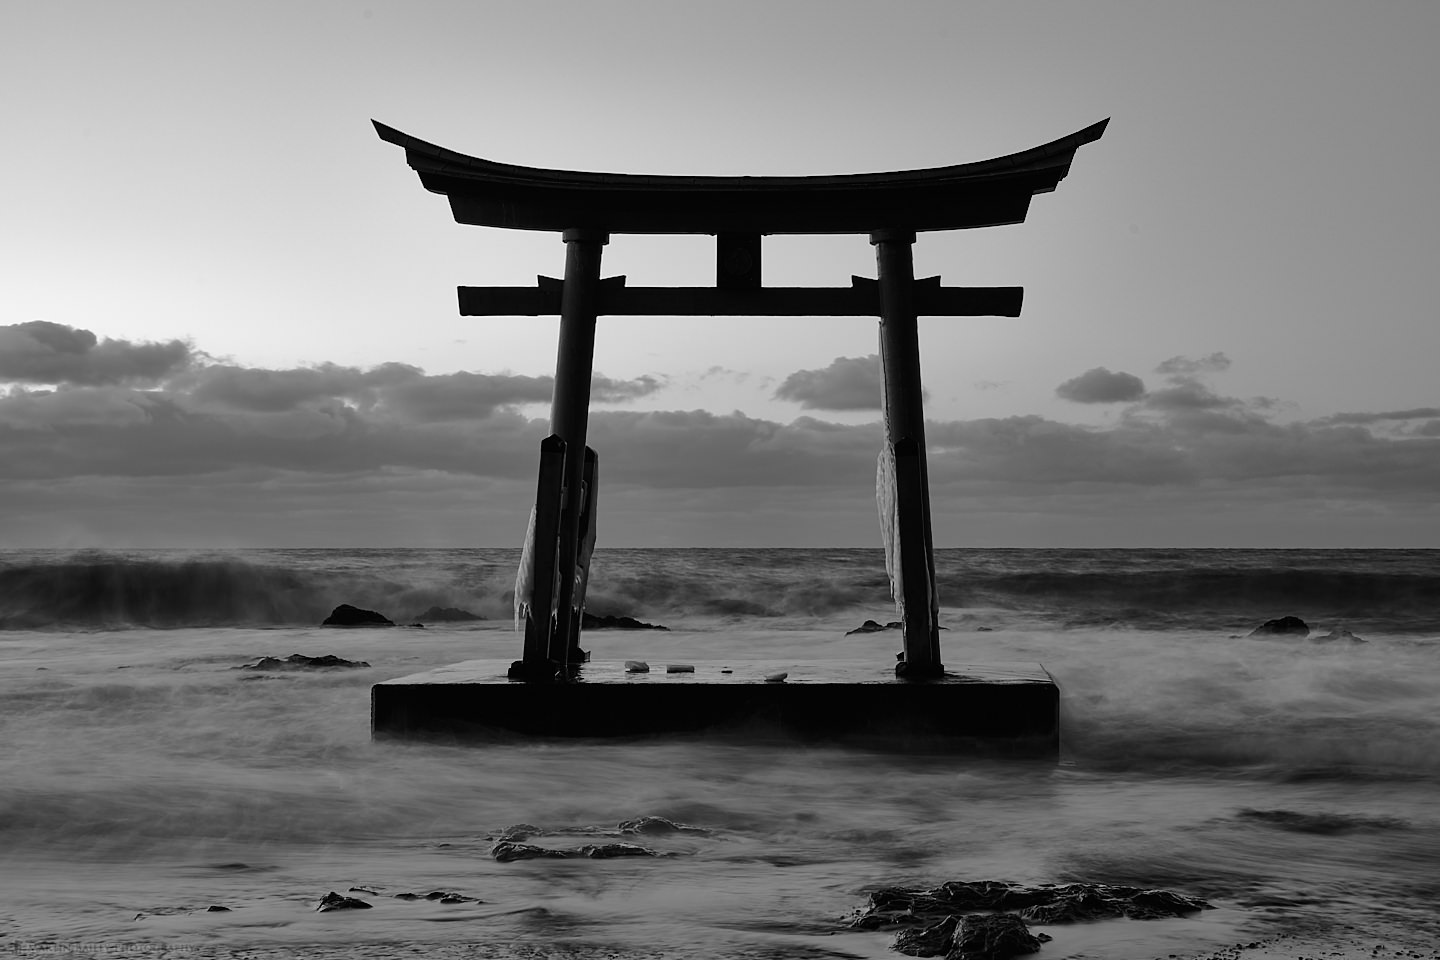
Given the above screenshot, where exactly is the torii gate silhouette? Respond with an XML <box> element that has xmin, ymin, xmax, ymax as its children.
<box><xmin>375</xmin><ymin>118</ymin><xmax>1108</xmax><ymax>684</ymax></box>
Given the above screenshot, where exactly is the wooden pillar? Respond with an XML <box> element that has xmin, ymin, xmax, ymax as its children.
<box><xmin>872</xmin><ymin>229</ymin><xmax>943</xmax><ymax>678</ymax></box>
<box><xmin>549</xmin><ymin>229</ymin><xmax>607</xmax><ymax>671</ymax></box>
<box><xmin>512</xmin><ymin>434</ymin><xmax>567</xmax><ymax>680</ymax></box>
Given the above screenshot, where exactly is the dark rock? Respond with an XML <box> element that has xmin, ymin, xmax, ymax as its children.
<box><xmin>618</xmin><ymin>815</ymin><xmax>709</xmax><ymax>835</ymax></box>
<box><xmin>497</xmin><ymin>823</ymin><xmax>541</xmax><ymax>841</ymax></box>
<box><xmin>1316</xmin><ymin>626</ymin><xmax>1365</xmax><ymax>642</ymax></box>
<box><xmin>491</xmin><ymin>841</ymin><xmax>570</xmax><ymax>862</ymax></box>
<box><xmin>579</xmin><ymin>842</ymin><xmax>659</xmax><ymax>859</ymax></box>
<box><xmin>847</xmin><ymin>619</ymin><xmax>902</xmax><ymax>635</ymax></box>
<box><xmin>322</xmin><ymin>604</ymin><xmax>394</xmax><ymax>627</ymax></box>
<box><xmin>1017</xmin><ymin>884</ymin><xmax>1208</xmax><ymax>923</ymax></box>
<box><xmin>238</xmin><ymin>653</ymin><xmax>370</xmax><ymax>670</ymax></box>
<box><xmin>951</xmin><ymin>914</ymin><xmax>1049</xmax><ymax>960</ymax></box>
<box><xmin>316</xmin><ymin>891</ymin><xmax>372</xmax><ymax>912</ymax></box>
<box><xmin>1248</xmin><ymin>616</ymin><xmax>1309</xmax><ymax>637</ymax></box>
<box><xmin>410</xmin><ymin>606</ymin><xmax>484</xmax><ymax>622</ymax></box>
<box><xmin>205</xmin><ymin>905</ymin><xmax>231</xmax><ymax>912</ymax></box>
<box><xmin>394</xmin><ymin>891</ymin><xmax>481</xmax><ymax>903</ymax></box>
<box><xmin>852</xmin><ymin>879</ymin><xmax>1211</xmax><ymax>930</ymax></box>
<box><xmin>894</xmin><ymin>914</ymin><xmax>959</xmax><ymax>957</ymax></box>
<box><xmin>491</xmin><ymin>839</ymin><xmax>660</xmax><ymax>862</ymax></box>
<box><xmin>582</xmin><ymin>612</ymin><xmax>668</xmax><ymax>631</ymax></box>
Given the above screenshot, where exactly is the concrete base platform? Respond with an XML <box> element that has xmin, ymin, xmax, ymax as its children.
<box><xmin>372</xmin><ymin>660</ymin><xmax>1059</xmax><ymax>755</ymax></box>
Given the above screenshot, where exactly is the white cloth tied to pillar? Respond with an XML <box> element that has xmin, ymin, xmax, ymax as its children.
<box><xmin>514</xmin><ymin>504</ymin><xmax>537</xmax><ymax>632</ymax></box>
<box><xmin>876</xmin><ymin>345</ymin><xmax>904</xmax><ymax>620</ymax></box>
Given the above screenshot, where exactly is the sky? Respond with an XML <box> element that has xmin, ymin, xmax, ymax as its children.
<box><xmin>2</xmin><ymin>0</ymin><xmax>1438</xmax><ymax>548</ymax></box>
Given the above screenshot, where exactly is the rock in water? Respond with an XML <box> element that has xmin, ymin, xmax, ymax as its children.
<box><xmin>893</xmin><ymin>915</ymin><xmax>959</xmax><ymax>957</ymax></box>
<box><xmin>852</xmin><ymin>879</ymin><xmax>1211</xmax><ymax>930</ymax></box>
<box><xmin>238</xmin><ymin>654</ymin><xmax>371</xmax><ymax>670</ymax></box>
<box><xmin>846</xmin><ymin>619</ymin><xmax>903</xmax><ymax>635</ymax></box>
<box><xmin>951</xmin><ymin>914</ymin><xmax>1048</xmax><ymax>960</ymax></box>
<box><xmin>582</xmin><ymin>612</ymin><xmax>669</xmax><ymax>631</ymax></box>
<box><xmin>322</xmin><ymin>604</ymin><xmax>394</xmax><ymax>627</ymax></box>
<box><xmin>1317</xmin><ymin>626</ymin><xmax>1365</xmax><ymax>642</ymax></box>
<box><xmin>578</xmin><ymin>842</ymin><xmax>659</xmax><ymax>859</ymax></box>
<box><xmin>618</xmin><ymin>816</ymin><xmax>709</xmax><ymax>835</ymax></box>
<box><xmin>1248</xmin><ymin>615</ymin><xmax>1309</xmax><ymax>637</ymax></box>
<box><xmin>491</xmin><ymin>841</ymin><xmax>570</xmax><ymax>862</ymax></box>
<box><xmin>1017</xmin><ymin>884</ymin><xmax>1210</xmax><ymax>923</ymax></box>
<box><xmin>491</xmin><ymin>839</ymin><xmax>660</xmax><ymax>862</ymax></box>
<box><xmin>316</xmin><ymin>891</ymin><xmax>372</xmax><ymax>912</ymax></box>
<box><xmin>410</xmin><ymin>606</ymin><xmax>484</xmax><ymax>622</ymax></box>
<box><xmin>393</xmin><ymin>891</ymin><xmax>482</xmax><ymax>903</ymax></box>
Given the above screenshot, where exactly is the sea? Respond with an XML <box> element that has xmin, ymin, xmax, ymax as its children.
<box><xmin>1</xmin><ymin>547</ymin><xmax>1438</xmax><ymax>960</ymax></box>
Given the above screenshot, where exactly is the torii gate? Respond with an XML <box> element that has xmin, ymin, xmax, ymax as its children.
<box><xmin>374</xmin><ymin>118</ymin><xmax>1107</xmax><ymax>685</ymax></box>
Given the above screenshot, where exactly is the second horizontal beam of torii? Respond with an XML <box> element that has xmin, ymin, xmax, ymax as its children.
<box><xmin>458</xmin><ymin>275</ymin><xmax>1022</xmax><ymax>318</ymax></box>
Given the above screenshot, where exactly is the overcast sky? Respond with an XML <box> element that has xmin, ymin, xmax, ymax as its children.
<box><xmin>3</xmin><ymin>1</ymin><xmax>1438</xmax><ymax>547</ymax></box>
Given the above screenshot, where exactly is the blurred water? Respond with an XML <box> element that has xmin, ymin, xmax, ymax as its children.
<box><xmin>1</xmin><ymin>549</ymin><xmax>1438</xmax><ymax>958</ymax></box>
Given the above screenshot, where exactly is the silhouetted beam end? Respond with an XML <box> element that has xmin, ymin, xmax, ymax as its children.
<box><xmin>459</xmin><ymin>285</ymin><xmax>1022</xmax><ymax>318</ymax></box>
<box><xmin>458</xmin><ymin>286</ymin><xmax>563</xmax><ymax>316</ymax></box>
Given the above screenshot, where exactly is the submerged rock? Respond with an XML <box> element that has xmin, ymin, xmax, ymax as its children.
<box><xmin>1248</xmin><ymin>616</ymin><xmax>1309</xmax><ymax>637</ymax></box>
<box><xmin>238</xmin><ymin>653</ymin><xmax>370</xmax><ymax>670</ymax></box>
<box><xmin>1017</xmin><ymin>884</ymin><xmax>1209</xmax><ymax>923</ymax></box>
<box><xmin>1316</xmin><ymin>626</ymin><xmax>1365</xmax><ymax>642</ymax></box>
<box><xmin>582</xmin><ymin>612</ymin><xmax>668</xmax><ymax>631</ymax></box>
<box><xmin>322</xmin><ymin>604</ymin><xmax>394</xmax><ymax>627</ymax></box>
<box><xmin>410</xmin><ymin>606</ymin><xmax>484</xmax><ymax>622</ymax></box>
<box><xmin>893</xmin><ymin>914</ymin><xmax>959</xmax><ymax>956</ymax></box>
<box><xmin>852</xmin><ymin>879</ymin><xmax>1211</xmax><ymax>930</ymax></box>
<box><xmin>316</xmin><ymin>891</ymin><xmax>372</xmax><ymax>912</ymax></box>
<box><xmin>491</xmin><ymin>839</ymin><xmax>660</xmax><ymax>862</ymax></box>
<box><xmin>393</xmin><ymin>891</ymin><xmax>482</xmax><ymax>903</ymax></box>
<box><xmin>618</xmin><ymin>816</ymin><xmax>710</xmax><ymax>835</ymax></box>
<box><xmin>579</xmin><ymin>842</ymin><xmax>659</xmax><ymax>859</ymax></box>
<box><xmin>951</xmin><ymin>914</ymin><xmax>1049</xmax><ymax>960</ymax></box>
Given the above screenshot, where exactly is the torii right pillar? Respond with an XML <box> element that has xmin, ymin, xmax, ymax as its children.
<box><xmin>873</xmin><ymin>229</ymin><xmax>943</xmax><ymax>678</ymax></box>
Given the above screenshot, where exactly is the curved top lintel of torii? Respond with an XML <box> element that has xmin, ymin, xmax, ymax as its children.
<box><xmin>373</xmin><ymin>118</ymin><xmax>1108</xmax><ymax>236</ymax></box>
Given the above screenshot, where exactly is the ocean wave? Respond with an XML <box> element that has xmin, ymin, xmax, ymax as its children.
<box><xmin>0</xmin><ymin>555</ymin><xmax>503</xmax><ymax>629</ymax></box>
<box><xmin>2</xmin><ymin>548</ymin><xmax>1438</xmax><ymax>631</ymax></box>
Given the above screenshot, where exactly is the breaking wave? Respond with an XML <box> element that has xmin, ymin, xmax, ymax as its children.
<box><xmin>1</xmin><ymin>547</ymin><xmax>1437</xmax><ymax>632</ymax></box>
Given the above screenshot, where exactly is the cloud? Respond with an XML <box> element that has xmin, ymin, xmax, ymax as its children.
<box><xmin>1155</xmin><ymin>352</ymin><xmax>1231</xmax><ymax>377</ymax></box>
<box><xmin>1313</xmin><ymin>408</ymin><xmax>1440</xmax><ymax>426</ymax></box>
<box><xmin>0</xmin><ymin>321</ymin><xmax>193</xmax><ymax>386</ymax></box>
<box><xmin>4</xmin><ymin>339</ymin><xmax>1439</xmax><ymax>546</ymax></box>
<box><xmin>774</xmin><ymin>354</ymin><xmax>883</xmax><ymax>410</ymax></box>
<box><xmin>1055</xmin><ymin>367</ymin><xmax>1146</xmax><ymax>403</ymax></box>
<box><xmin>175</xmin><ymin>361</ymin><xmax>659</xmax><ymax>421</ymax></box>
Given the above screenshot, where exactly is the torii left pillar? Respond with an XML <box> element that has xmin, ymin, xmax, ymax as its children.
<box><xmin>873</xmin><ymin>229</ymin><xmax>942</xmax><ymax>677</ymax></box>
<box><xmin>515</xmin><ymin>229</ymin><xmax>607</xmax><ymax>680</ymax></box>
